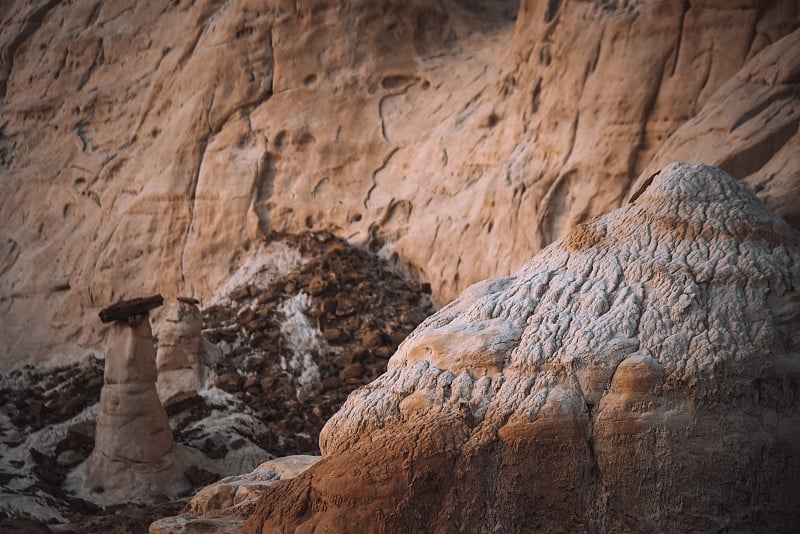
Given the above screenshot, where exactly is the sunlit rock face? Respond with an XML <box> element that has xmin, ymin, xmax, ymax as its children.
<box><xmin>244</xmin><ymin>163</ymin><xmax>800</xmax><ymax>533</ymax></box>
<box><xmin>1</xmin><ymin>0</ymin><xmax>799</xmax><ymax>370</ymax></box>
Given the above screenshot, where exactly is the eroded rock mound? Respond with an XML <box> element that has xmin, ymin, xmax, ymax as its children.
<box><xmin>244</xmin><ymin>163</ymin><xmax>800</xmax><ymax>533</ymax></box>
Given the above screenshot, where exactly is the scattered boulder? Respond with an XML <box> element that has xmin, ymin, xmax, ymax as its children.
<box><xmin>199</xmin><ymin>232</ymin><xmax>434</xmax><ymax>457</ymax></box>
<box><xmin>242</xmin><ymin>164</ymin><xmax>800</xmax><ymax>533</ymax></box>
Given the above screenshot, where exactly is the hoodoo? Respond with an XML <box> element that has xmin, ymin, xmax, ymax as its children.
<box><xmin>67</xmin><ymin>297</ymin><xmax>190</xmax><ymax>505</ymax></box>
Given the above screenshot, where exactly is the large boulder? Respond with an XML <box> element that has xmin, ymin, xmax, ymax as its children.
<box><xmin>243</xmin><ymin>163</ymin><xmax>800</xmax><ymax>533</ymax></box>
<box><xmin>149</xmin><ymin>455</ymin><xmax>320</xmax><ymax>534</ymax></box>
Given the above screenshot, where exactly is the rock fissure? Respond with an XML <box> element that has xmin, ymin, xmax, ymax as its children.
<box><xmin>364</xmin><ymin>147</ymin><xmax>400</xmax><ymax>210</ymax></box>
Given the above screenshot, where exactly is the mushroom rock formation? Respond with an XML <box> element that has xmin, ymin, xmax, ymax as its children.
<box><xmin>67</xmin><ymin>313</ymin><xmax>191</xmax><ymax>505</ymax></box>
<box><xmin>155</xmin><ymin>298</ymin><xmax>204</xmax><ymax>403</ymax></box>
<box><xmin>243</xmin><ymin>163</ymin><xmax>800</xmax><ymax>533</ymax></box>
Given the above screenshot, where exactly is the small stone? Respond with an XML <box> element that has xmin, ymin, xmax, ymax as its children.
<box><xmin>250</xmin><ymin>332</ymin><xmax>267</xmax><ymax>345</ymax></box>
<box><xmin>365</xmin><ymin>363</ymin><xmax>386</xmax><ymax>379</ymax></box>
<box><xmin>230</xmin><ymin>286</ymin><xmax>250</xmax><ymax>301</ymax></box>
<box><xmin>375</xmin><ymin>346</ymin><xmax>393</xmax><ymax>358</ymax></box>
<box><xmin>359</xmin><ymin>330</ymin><xmax>382</xmax><ymax>349</ymax></box>
<box><xmin>284</xmin><ymin>282</ymin><xmax>296</xmax><ymax>294</ymax></box>
<box><xmin>86</xmin><ymin>375</ymin><xmax>104</xmax><ymax>389</ymax></box>
<box><xmin>307</xmin><ymin>275</ymin><xmax>328</xmax><ymax>296</ymax></box>
<box><xmin>237</xmin><ymin>308</ymin><xmax>257</xmax><ymax>324</ymax></box>
<box><xmin>259</xmin><ymin>376</ymin><xmax>276</xmax><ymax>391</ymax></box>
<box><xmin>215</xmin><ymin>372</ymin><xmax>244</xmax><ymax>392</ymax></box>
<box><xmin>163</xmin><ymin>389</ymin><xmax>201</xmax><ymax>415</ymax></box>
<box><xmin>335</xmin><ymin>295</ymin><xmax>361</xmax><ymax>316</ymax></box>
<box><xmin>356</xmin><ymin>281</ymin><xmax>373</xmax><ymax>292</ymax></box>
<box><xmin>333</xmin><ymin>352</ymin><xmax>354</xmax><ymax>367</ymax></box>
<box><xmin>256</xmin><ymin>291</ymin><xmax>277</xmax><ymax>305</ymax></box>
<box><xmin>388</xmin><ymin>330</ymin><xmax>408</xmax><ymax>345</ymax></box>
<box><xmin>60</xmin><ymin>394</ymin><xmax>87</xmax><ymax>416</ymax></box>
<box><xmin>321</xmin><ymin>298</ymin><xmax>337</xmax><ymax>314</ymax></box>
<box><xmin>27</xmin><ymin>399</ymin><xmax>44</xmax><ymax>420</ymax></box>
<box><xmin>244</xmin><ymin>376</ymin><xmax>258</xmax><ymax>390</ymax></box>
<box><xmin>67</xmin><ymin>420</ymin><xmax>96</xmax><ymax>441</ymax></box>
<box><xmin>322</xmin><ymin>328</ymin><xmax>341</xmax><ymax>341</ymax></box>
<box><xmin>184</xmin><ymin>465</ymin><xmax>220</xmax><ymax>487</ymax></box>
<box><xmin>321</xmin><ymin>377</ymin><xmax>341</xmax><ymax>392</ymax></box>
<box><xmin>344</xmin><ymin>377</ymin><xmax>364</xmax><ymax>387</ymax></box>
<box><xmin>341</xmin><ymin>316</ymin><xmax>361</xmax><ymax>334</ymax></box>
<box><xmin>339</xmin><ymin>363</ymin><xmax>365</xmax><ymax>381</ymax></box>
<box><xmin>57</xmin><ymin>449</ymin><xmax>85</xmax><ymax>467</ymax></box>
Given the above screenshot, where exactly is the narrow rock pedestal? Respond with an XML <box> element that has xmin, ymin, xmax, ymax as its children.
<box><xmin>156</xmin><ymin>298</ymin><xmax>204</xmax><ymax>403</ymax></box>
<box><xmin>67</xmin><ymin>309</ymin><xmax>191</xmax><ymax>506</ymax></box>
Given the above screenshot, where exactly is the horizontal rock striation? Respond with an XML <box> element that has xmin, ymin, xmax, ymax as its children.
<box><xmin>244</xmin><ymin>163</ymin><xmax>800</xmax><ymax>533</ymax></box>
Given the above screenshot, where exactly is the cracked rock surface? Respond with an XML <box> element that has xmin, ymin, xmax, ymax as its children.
<box><xmin>2</xmin><ymin>0</ymin><xmax>799</xmax><ymax>369</ymax></box>
<box><xmin>242</xmin><ymin>163</ymin><xmax>800</xmax><ymax>533</ymax></box>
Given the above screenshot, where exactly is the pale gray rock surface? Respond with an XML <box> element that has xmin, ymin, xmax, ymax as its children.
<box><xmin>155</xmin><ymin>299</ymin><xmax>204</xmax><ymax>402</ymax></box>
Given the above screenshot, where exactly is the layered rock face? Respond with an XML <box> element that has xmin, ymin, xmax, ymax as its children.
<box><xmin>1</xmin><ymin>0</ymin><xmax>799</xmax><ymax>369</ymax></box>
<box><xmin>243</xmin><ymin>164</ymin><xmax>800</xmax><ymax>533</ymax></box>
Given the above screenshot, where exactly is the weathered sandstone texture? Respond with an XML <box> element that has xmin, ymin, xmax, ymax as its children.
<box><xmin>634</xmin><ymin>27</ymin><xmax>800</xmax><ymax>229</ymax></box>
<box><xmin>67</xmin><ymin>313</ymin><xmax>192</xmax><ymax>505</ymax></box>
<box><xmin>150</xmin><ymin>455</ymin><xmax>319</xmax><ymax>534</ymax></box>
<box><xmin>1</xmin><ymin>0</ymin><xmax>799</xmax><ymax>369</ymax></box>
<box><xmin>155</xmin><ymin>298</ymin><xmax>204</xmax><ymax>403</ymax></box>
<box><xmin>242</xmin><ymin>163</ymin><xmax>800</xmax><ymax>533</ymax></box>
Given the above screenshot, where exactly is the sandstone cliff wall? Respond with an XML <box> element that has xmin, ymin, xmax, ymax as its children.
<box><xmin>1</xmin><ymin>0</ymin><xmax>798</xmax><ymax>368</ymax></box>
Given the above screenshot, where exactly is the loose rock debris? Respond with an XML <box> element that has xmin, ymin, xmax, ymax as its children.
<box><xmin>0</xmin><ymin>232</ymin><xmax>434</xmax><ymax>532</ymax></box>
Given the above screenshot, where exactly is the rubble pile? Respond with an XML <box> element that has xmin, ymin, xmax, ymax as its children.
<box><xmin>198</xmin><ymin>232</ymin><xmax>434</xmax><ymax>456</ymax></box>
